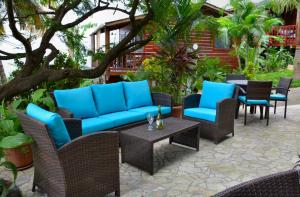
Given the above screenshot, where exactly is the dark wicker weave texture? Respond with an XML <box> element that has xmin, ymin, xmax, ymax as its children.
<box><xmin>120</xmin><ymin>117</ymin><xmax>200</xmax><ymax>175</ymax></box>
<box><xmin>214</xmin><ymin>170</ymin><xmax>300</xmax><ymax>197</ymax></box>
<box><xmin>182</xmin><ymin>93</ymin><xmax>236</xmax><ymax>144</ymax></box>
<box><xmin>272</xmin><ymin>77</ymin><xmax>293</xmax><ymax>118</ymax></box>
<box><xmin>17</xmin><ymin>112</ymin><xmax>120</xmax><ymax>197</ymax></box>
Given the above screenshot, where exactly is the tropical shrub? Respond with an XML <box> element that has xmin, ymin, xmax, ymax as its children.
<box><xmin>262</xmin><ymin>47</ymin><xmax>293</xmax><ymax>72</ymax></box>
<box><xmin>243</xmin><ymin>61</ymin><xmax>260</xmax><ymax>79</ymax></box>
<box><xmin>190</xmin><ymin>57</ymin><xmax>231</xmax><ymax>91</ymax></box>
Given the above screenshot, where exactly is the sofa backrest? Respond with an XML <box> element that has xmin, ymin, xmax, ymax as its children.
<box><xmin>199</xmin><ymin>81</ymin><xmax>235</xmax><ymax>109</ymax></box>
<box><xmin>53</xmin><ymin>86</ymin><xmax>99</xmax><ymax>119</ymax></box>
<box><xmin>91</xmin><ymin>82</ymin><xmax>127</xmax><ymax>115</ymax></box>
<box><xmin>26</xmin><ymin>103</ymin><xmax>71</xmax><ymax>149</ymax></box>
<box><xmin>123</xmin><ymin>80</ymin><xmax>153</xmax><ymax>110</ymax></box>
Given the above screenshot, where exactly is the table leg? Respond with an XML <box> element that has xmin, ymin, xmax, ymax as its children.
<box><xmin>120</xmin><ymin>134</ymin><xmax>154</xmax><ymax>175</ymax></box>
<box><xmin>170</xmin><ymin>127</ymin><xmax>200</xmax><ymax>151</ymax></box>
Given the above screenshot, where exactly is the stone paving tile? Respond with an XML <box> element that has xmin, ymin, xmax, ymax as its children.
<box><xmin>1</xmin><ymin>105</ymin><xmax>300</xmax><ymax>197</ymax></box>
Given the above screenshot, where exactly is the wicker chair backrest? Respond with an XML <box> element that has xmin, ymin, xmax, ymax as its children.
<box><xmin>277</xmin><ymin>77</ymin><xmax>293</xmax><ymax>96</ymax></box>
<box><xmin>246</xmin><ymin>81</ymin><xmax>272</xmax><ymax>101</ymax></box>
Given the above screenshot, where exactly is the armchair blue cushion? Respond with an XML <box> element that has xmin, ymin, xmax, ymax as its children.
<box><xmin>184</xmin><ymin>108</ymin><xmax>216</xmax><ymax>122</ymax></box>
<box><xmin>270</xmin><ymin>93</ymin><xmax>287</xmax><ymax>101</ymax></box>
<box><xmin>123</xmin><ymin>80</ymin><xmax>153</xmax><ymax>109</ymax></box>
<box><xmin>129</xmin><ymin>106</ymin><xmax>171</xmax><ymax>117</ymax></box>
<box><xmin>239</xmin><ymin>96</ymin><xmax>269</xmax><ymax>105</ymax></box>
<box><xmin>54</xmin><ymin>86</ymin><xmax>98</xmax><ymax>119</ymax></box>
<box><xmin>91</xmin><ymin>82</ymin><xmax>127</xmax><ymax>115</ymax></box>
<box><xmin>200</xmin><ymin>81</ymin><xmax>235</xmax><ymax>109</ymax></box>
<box><xmin>26</xmin><ymin>103</ymin><xmax>71</xmax><ymax>149</ymax></box>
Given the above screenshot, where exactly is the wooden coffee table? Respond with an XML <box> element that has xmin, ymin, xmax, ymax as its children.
<box><xmin>120</xmin><ymin>117</ymin><xmax>200</xmax><ymax>175</ymax></box>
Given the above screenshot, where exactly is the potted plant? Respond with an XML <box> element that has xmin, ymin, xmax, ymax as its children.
<box><xmin>0</xmin><ymin>101</ymin><xmax>33</xmax><ymax>170</ymax></box>
<box><xmin>0</xmin><ymin>151</ymin><xmax>22</xmax><ymax>197</ymax></box>
<box><xmin>0</xmin><ymin>133</ymin><xmax>33</xmax><ymax>170</ymax></box>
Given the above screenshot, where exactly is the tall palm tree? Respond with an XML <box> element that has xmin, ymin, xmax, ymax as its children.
<box><xmin>218</xmin><ymin>0</ymin><xmax>282</xmax><ymax>70</ymax></box>
<box><xmin>268</xmin><ymin>0</ymin><xmax>300</xmax><ymax>79</ymax></box>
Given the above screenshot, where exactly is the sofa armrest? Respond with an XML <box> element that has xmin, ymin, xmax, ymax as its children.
<box><xmin>58</xmin><ymin>131</ymin><xmax>119</xmax><ymax>192</ymax></box>
<box><xmin>183</xmin><ymin>94</ymin><xmax>201</xmax><ymax>110</ymax></box>
<box><xmin>63</xmin><ymin>118</ymin><xmax>82</xmax><ymax>140</ymax></box>
<box><xmin>216</xmin><ymin>98</ymin><xmax>236</xmax><ymax>128</ymax></box>
<box><xmin>57</xmin><ymin>108</ymin><xmax>73</xmax><ymax>118</ymax></box>
<box><xmin>151</xmin><ymin>92</ymin><xmax>172</xmax><ymax>107</ymax></box>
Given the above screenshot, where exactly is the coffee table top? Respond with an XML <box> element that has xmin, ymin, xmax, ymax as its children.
<box><xmin>120</xmin><ymin>117</ymin><xmax>200</xmax><ymax>143</ymax></box>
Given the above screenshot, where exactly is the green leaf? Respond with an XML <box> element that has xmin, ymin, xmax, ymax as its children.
<box><xmin>31</xmin><ymin>89</ymin><xmax>46</xmax><ymax>103</ymax></box>
<box><xmin>0</xmin><ymin>133</ymin><xmax>33</xmax><ymax>149</ymax></box>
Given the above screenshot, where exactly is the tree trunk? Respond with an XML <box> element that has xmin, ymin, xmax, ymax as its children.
<box><xmin>0</xmin><ymin>60</ymin><xmax>7</xmax><ymax>85</ymax></box>
<box><xmin>294</xmin><ymin>4</ymin><xmax>300</xmax><ymax>79</ymax></box>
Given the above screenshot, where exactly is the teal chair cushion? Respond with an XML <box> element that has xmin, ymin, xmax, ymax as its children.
<box><xmin>82</xmin><ymin>117</ymin><xmax>115</xmax><ymax>135</ymax></box>
<box><xmin>26</xmin><ymin>103</ymin><xmax>71</xmax><ymax>149</ymax></box>
<box><xmin>91</xmin><ymin>82</ymin><xmax>127</xmax><ymax>115</ymax></box>
<box><xmin>184</xmin><ymin>107</ymin><xmax>216</xmax><ymax>122</ymax></box>
<box><xmin>200</xmin><ymin>81</ymin><xmax>235</xmax><ymax>109</ymax></box>
<box><xmin>239</xmin><ymin>96</ymin><xmax>269</xmax><ymax>105</ymax></box>
<box><xmin>129</xmin><ymin>106</ymin><xmax>171</xmax><ymax>117</ymax></box>
<box><xmin>270</xmin><ymin>93</ymin><xmax>287</xmax><ymax>101</ymax></box>
<box><xmin>123</xmin><ymin>80</ymin><xmax>153</xmax><ymax>109</ymax></box>
<box><xmin>100</xmin><ymin>111</ymin><xmax>145</xmax><ymax>127</ymax></box>
<box><xmin>54</xmin><ymin>86</ymin><xmax>98</xmax><ymax>119</ymax></box>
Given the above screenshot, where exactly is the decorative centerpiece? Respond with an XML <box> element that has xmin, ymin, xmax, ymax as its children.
<box><xmin>156</xmin><ymin>105</ymin><xmax>164</xmax><ymax>130</ymax></box>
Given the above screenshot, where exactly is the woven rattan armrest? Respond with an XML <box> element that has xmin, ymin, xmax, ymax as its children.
<box><xmin>183</xmin><ymin>94</ymin><xmax>201</xmax><ymax>110</ymax></box>
<box><xmin>151</xmin><ymin>92</ymin><xmax>172</xmax><ymax>107</ymax></box>
<box><xmin>63</xmin><ymin>118</ymin><xmax>82</xmax><ymax>139</ymax></box>
<box><xmin>216</xmin><ymin>98</ymin><xmax>236</xmax><ymax>126</ymax></box>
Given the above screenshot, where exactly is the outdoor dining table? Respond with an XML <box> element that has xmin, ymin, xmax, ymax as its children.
<box><xmin>226</xmin><ymin>79</ymin><xmax>248</xmax><ymax>87</ymax></box>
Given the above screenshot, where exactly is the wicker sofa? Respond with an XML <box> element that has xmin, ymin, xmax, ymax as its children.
<box><xmin>182</xmin><ymin>81</ymin><xmax>238</xmax><ymax>144</ymax></box>
<box><xmin>17</xmin><ymin>104</ymin><xmax>120</xmax><ymax>197</ymax></box>
<box><xmin>53</xmin><ymin>80</ymin><xmax>172</xmax><ymax>134</ymax></box>
<box><xmin>214</xmin><ymin>169</ymin><xmax>300</xmax><ymax>196</ymax></box>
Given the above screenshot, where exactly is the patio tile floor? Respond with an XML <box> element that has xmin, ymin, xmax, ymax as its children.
<box><xmin>1</xmin><ymin>105</ymin><xmax>300</xmax><ymax>197</ymax></box>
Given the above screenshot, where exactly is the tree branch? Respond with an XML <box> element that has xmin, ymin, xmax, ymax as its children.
<box><xmin>5</xmin><ymin>0</ymin><xmax>32</xmax><ymax>52</ymax></box>
<box><xmin>0</xmin><ymin>50</ymin><xmax>27</xmax><ymax>60</ymax></box>
<box><xmin>43</xmin><ymin>44</ymin><xmax>59</xmax><ymax>67</ymax></box>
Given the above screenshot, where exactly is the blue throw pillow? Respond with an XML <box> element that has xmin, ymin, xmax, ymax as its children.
<box><xmin>199</xmin><ymin>81</ymin><xmax>235</xmax><ymax>109</ymax></box>
<box><xmin>123</xmin><ymin>80</ymin><xmax>153</xmax><ymax>109</ymax></box>
<box><xmin>54</xmin><ymin>86</ymin><xmax>98</xmax><ymax>118</ymax></box>
<box><xmin>26</xmin><ymin>103</ymin><xmax>71</xmax><ymax>149</ymax></box>
<box><xmin>91</xmin><ymin>82</ymin><xmax>127</xmax><ymax>115</ymax></box>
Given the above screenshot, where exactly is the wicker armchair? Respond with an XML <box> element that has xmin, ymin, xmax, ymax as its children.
<box><xmin>182</xmin><ymin>87</ymin><xmax>238</xmax><ymax>144</ymax></box>
<box><xmin>213</xmin><ymin>170</ymin><xmax>300</xmax><ymax>197</ymax></box>
<box><xmin>17</xmin><ymin>112</ymin><xmax>120</xmax><ymax>197</ymax></box>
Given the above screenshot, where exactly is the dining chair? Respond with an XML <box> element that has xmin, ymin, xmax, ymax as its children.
<box><xmin>271</xmin><ymin>77</ymin><xmax>293</xmax><ymax>118</ymax></box>
<box><xmin>238</xmin><ymin>81</ymin><xmax>273</xmax><ymax>126</ymax></box>
<box><xmin>226</xmin><ymin>74</ymin><xmax>246</xmax><ymax>81</ymax></box>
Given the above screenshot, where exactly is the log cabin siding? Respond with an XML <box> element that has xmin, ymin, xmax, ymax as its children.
<box><xmin>143</xmin><ymin>30</ymin><xmax>238</xmax><ymax>68</ymax></box>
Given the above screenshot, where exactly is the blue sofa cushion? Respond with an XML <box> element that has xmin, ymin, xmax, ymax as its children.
<box><xmin>82</xmin><ymin>117</ymin><xmax>115</xmax><ymax>135</ymax></box>
<box><xmin>239</xmin><ymin>96</ymin><xmax>269</xmax><ymax>105</ymax></box>
<box><xmin>200</xmin><ymin>81</ymin><xmax>235</xmax><ymax>109</ymax></box>
<box><xmin>184</xmin><ymin>107</ymin><xmax>216</xmax><ymax>122</ymax></box>
<box><xmin>54</xmin><ymin>86</ymin><xmax>98</xmax><ymax>119</ymax></box>
<box><xmin>270</xmin><ymin>93</ymin><xmax>287</xmax><ymax>101</ymax></box>
<box><xmin>100</xmin><ymin>111</ymin><xmax>145</xmax><ymax>128</ymax></box>
<box><xmin>26</xmin><ymin>103</ymin><xmax>71</xmax><ymax>149</ymax></box>
<box><xmin>123</xmin><ymin>80</ymin><xmax>153</xmax><ymax>109</ymax></box>
<box><xmin>91</xmin><ymin>82</ymin><xmax>127</xmax><ymax>115</ymax></box>
<box><xmin>129</xmin><ymin>106</ymin><xmax>171</xmax><ymax>117</ymax></box>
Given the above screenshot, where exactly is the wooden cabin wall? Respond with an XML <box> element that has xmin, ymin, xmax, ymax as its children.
<box><xmin>143</xmin><ymin>30</ymin><xmax>238</xmax><ymax>69</ymax></box>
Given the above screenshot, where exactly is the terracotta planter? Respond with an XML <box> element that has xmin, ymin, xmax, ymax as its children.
<box><xmin>172</xmin><ymin>105</ymin><xmax>183</xmax><ymax>118</ymax></box>
<box><xmin>4</xmin><ymin>144</ymin><xmax>33</xmax><ymax>170</ymax></box>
